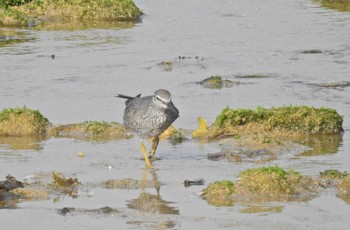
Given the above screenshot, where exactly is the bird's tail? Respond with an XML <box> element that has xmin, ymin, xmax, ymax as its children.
<box><xmin>115</xmin><ymin>93</ymin><xmax>141</xmax><ymax>100</ymax></box>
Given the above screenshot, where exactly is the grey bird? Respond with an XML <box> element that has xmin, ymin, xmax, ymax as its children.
<box><xmin>115</xmin><ymin>89</ymin><xmax>179</xmax><ymax>167</ymax></box>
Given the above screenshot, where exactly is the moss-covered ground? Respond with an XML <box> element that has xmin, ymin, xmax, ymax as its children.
<box><xmin>0</xmin><ymin>107</ymin><xmax>50</xmax><ymax>136</ymax></box>
<box><xmin>0</xmin><ymin>0</ymin><xmax>142</xmax><ymax>27</ymax></box>
<box><xmin>202</xmin><ymin>166</ymin><xmax>320</xmax><ymax>206</ymax></box>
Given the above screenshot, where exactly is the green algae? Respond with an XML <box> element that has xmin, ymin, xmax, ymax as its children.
<box><xmin>236</xmin><ymin>166</ymin><xmax>305</xmax><ymax>197</ymax></box>
<box><xmin>49</xmin><ymin>121</ymin><xmax>130</xmax><ymax>141</ymax></box>
<box><xmin>314</xmin><ymin>0</ymin><xmax>350</xmax><ymax>12</ymax></box>
<box><xmin>320</xmin><ymin>169</ymin><xmax>349</xmax><ymax>179</ymax></box>
<box><xmin>201</xmin><ymin>180</ymin><xmax>235</xmax><ymax>206</ymax></box>
<box><xmin>208</xmin><ymin>106</ymin><xmax>343</xmax><ymax>158</ymax></box>
<box><xmin>211</xmin><ymin>106</ymin><xmax>343</xmax><ymax>138</ymax></box>
<box><xmin>202</xmin><ymin>180</ymin><xmax>235</xmax><ymax>197</ymax></box>
<box><xmin>0</xmin><ymin>107</ymin><xmax>50</xmax><ymax>136</ymax></box>
<box><xmin>0</xmin><ymin>0</ymin><xmax>142</xmax><ymax>27</ymax></box>
<box><xmin>198</xmin><ymin>75</ymin><xmax>235</xmax><ymax>89</ymax></box>
<box><xmin>202</xmin><ymin>166</ymin><xmax>320</xmax><ymax>206</ymax></box>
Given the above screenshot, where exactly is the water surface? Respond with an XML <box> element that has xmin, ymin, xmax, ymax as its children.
<box><xmin>1</xmin><ymin>0</ymin><xmax>350</xmax><ymax>229</ymax></box>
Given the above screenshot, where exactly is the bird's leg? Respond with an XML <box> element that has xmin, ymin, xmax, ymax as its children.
<box><xmin>140</xmin><ymin>142</ymin><xmax>152</xmax><ymax>168</ymax></box>
<box><xmin>149</xmin><ymin>136</ymin><xmax>160</xmax><ymax>159</ymax></box>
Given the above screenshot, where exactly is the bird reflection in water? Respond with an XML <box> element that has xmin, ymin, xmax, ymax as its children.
<box><xmin>127</xmin><ymin>168</ymin><xmax>179</xmax><ymax>215</ymax></box>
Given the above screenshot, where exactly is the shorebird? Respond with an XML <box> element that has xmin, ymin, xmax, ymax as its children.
<box><xmin>116</xmin><ymin>89</ymin><xmax>179</xmax><ymax>167</ymax></box>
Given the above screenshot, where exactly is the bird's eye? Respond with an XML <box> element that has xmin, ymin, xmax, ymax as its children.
<box><xmin>156</xmin><ymin>96</ymin><xmax>161</xmax><ymax>101</ymax></box>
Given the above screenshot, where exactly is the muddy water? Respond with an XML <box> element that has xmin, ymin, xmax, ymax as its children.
<box><xmin>1</xmin><ymin>0</ymin><xmax>350</xmax><ymax>229</ymax></box>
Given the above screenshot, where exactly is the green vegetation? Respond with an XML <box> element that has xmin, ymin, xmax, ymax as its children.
<box><xmin>320</xmin><ymin>169</ymin><xmax>349</xmax><ymax>179</ymax></box>
<box><xmin>314</xmin><ymin>0</ymin><xmax>350</xmax><ymax>12</ymax></box>
<box><xmin>49</xmin><ymin>121</ymin><xmax>129</xmax><ymax>140</ymax></box>
<box><xmin>0</xmin><ymin>0</ymin><xmax>32</xmax><ymax>7</ymax></box>
<box><xmin>201</xmin><ymin>180</ymin><xmax>235</xmax><ymax>206</ymax></box>
<box><xmin>211</xmin><ymin>106</ymin><xmax>343</xmax><ymax>138</ymax></box>
<box><xmin>0</xmin><ymin>0</ymin><xmax>142</xmax><ymax>26</ymax></box>
<box><xmin>198</xmin><ymin>75</ymin><xmax>235</xmax><ymax>89</ymax></box>
<box><xmin>202</xmin><ymin>180</ymin><xmax>235</xmax><ymax>197</ymax></box>
<box><xmin>0</xmin><ymin>107</ymin><xmax>50</xmax><ymax>136</ymax></box>
<box><xmin>202</xmin><ymin>166</ymin><xmax>319</xmax><ymax>206</ymax></box>
<box><xmin>235</xmin><ymin>166</ymin><xmax>316</xmax><ymax>198</ymax></box>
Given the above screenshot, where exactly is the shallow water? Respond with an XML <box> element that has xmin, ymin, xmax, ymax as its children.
<box><xmin>1</xmin><ymin>0</ymin><xmax>350</xmax><ymax>229</ymax></box>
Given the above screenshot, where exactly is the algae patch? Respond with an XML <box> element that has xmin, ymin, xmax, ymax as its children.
<box><xmin>207</xmin><ymin>106</ymin><xmax>343</xmax><ymax>158</ymax></box>
<box><xmin>198</xmin><ymin>75</ymin><xmax>235</xmax><ymax>89</ymax></box>
<box><xmin>234</xmin><ymin>166</ymin><xmax>319</xmax><ymax>201</ymax></box>
<box><xmin>314</xmin><ymin>0</ymin><xmax>350</xmax><ymax>12</ymax></box>
<box><xmin>0</xmin><ymin>0</ymin><xmax>143</xmax><ymax>27</ymax></box>
<box><xmin>49</xmin><ymin>121</ymin><xmax>130</xmax><ymax>141</ymax></box>
<box><xmin>202</xmin><ymin>166</ymin><xmax>320</xmax><ymax>206</ymax></box>
<box><xmin>202</xmin><ymin>180</ymin><xmax>235</xmax><ymax>206</ymax></box>
<box><xmin>211</xmin><ymin>106</ymin><xmax>343</xmax><ymax>137</ymax></box>
<box><xmin>0</xmin><ymin>107</ymin><xmax>50</xmax><ymax>137</ymax></box>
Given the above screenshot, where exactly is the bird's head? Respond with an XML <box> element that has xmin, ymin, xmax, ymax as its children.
<box><xmin>153</xmin><ymin>89</ymin><xmax>179</xmax><ymax>117</ymax></box>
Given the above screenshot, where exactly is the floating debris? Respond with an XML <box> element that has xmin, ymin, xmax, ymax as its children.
<box><xmin>11</xmin><ymin>188</ymin><xmax>49</xmax><ymax>200</ymax></box>
<box><xmin>158</xmin><ymin>61</ymin><xmax>174</xmax><ymax>71</ymax></box>
<box><xmin>51</xmin><ymin>171</ymin><xmax>80</xmax><ymax>187</ymax></box>
<box><xmin>0</xmin><ymin>175</ymin><xmax>48</xmax><ymax>208</ymax></box>
<box><xmin>235</xmin><ymin>74</ymin><xmax>276</xmax><ymax>79</ymax></box>
<box><xmin>57</xmin><ymin>206</ymin><xmax>119</xmax><ymax>216</ymax></box>
<box><xmin>184</xmin><ymin>179</ymin><xmax>205</xmax><ymax>187</ymax></box>
<box><xmin>77</xmin><ymin>152</ymin><xmax>86</xmax><ymax>158</ymax></box>
<box><xmin>192</xmin><ymin>117</ymin><xmax>209</xmax><ymax>139</ymax></box>
<box><xmin>0</xmin><ymin>175</ymin><xmax>24</xmax><ymax>191</ymax></box>
<box><xmin>310</xmin><ymin>81</ymin><xmax>350</xmax><ymax>89</ymax></box>
<box><xmin>300</xmin><ymin>49</ymin><xmax>324</xmax><ymax>54</ymax></box>
<box><xmin>157</xmin><ymin>56</ymin><xmax>206</xmax><ymax>71</ymax></box>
